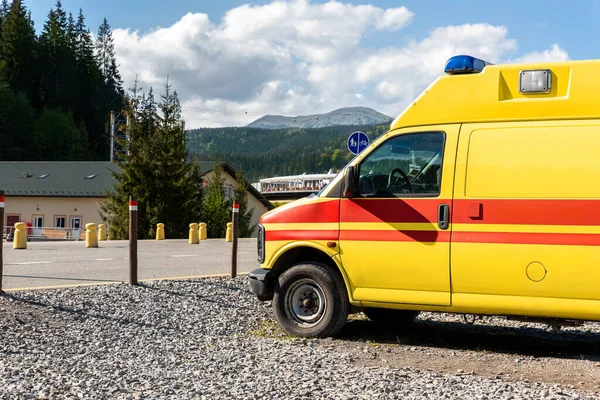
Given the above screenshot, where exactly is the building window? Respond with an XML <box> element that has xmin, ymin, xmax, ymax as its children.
<box><xmin>55</xmin><ymin>216</ymin><xmax>66</xmax><ymax>228</ymax></box>
<box><xmin>33</xmin><ymin>216</ymin><xmax>43</xmax><ymax>229</ymax></box>
<box><xmin>223</xmin><ymin>185</ymin><xmax>234</xmax><ymax>200</ymax></box>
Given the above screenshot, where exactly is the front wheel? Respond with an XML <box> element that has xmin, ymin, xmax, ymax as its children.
<box><xmin>273</xmin><ymin>263</ymin><xmax>349</xmax><ymax>338</ymax></box>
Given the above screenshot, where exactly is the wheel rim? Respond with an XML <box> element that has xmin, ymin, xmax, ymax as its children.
<box><xmin>287</xmin><ymin>281</ymin><xmax>326</xmax><ymax>325</ymax></box>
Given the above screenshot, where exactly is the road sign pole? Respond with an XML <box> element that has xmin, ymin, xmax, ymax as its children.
<box><xmin>231</xmin><ymin>200</ymin><xmax>239</xmax><ymax>279</ymax></box>
<box><xmin>129</xmin><ymin>197</ymin><xmax>138</xmax><ymax>285</ymax></box>
<box><xmin>0</xmin><ymin>190</ymin><xmax>4</xmax><ymax>293</ymax></box>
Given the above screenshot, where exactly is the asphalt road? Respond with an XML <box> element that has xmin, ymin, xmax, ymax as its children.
<box><xmin>0</xmin><ymin>238</ymin><xmax>259</xmax><ymax>291</ymax></box>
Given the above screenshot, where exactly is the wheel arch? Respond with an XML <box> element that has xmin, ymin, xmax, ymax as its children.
<box><xmin>269</xmin><ymin>243</ymin><xmax>354</xmax><ymax>303</ymax></box>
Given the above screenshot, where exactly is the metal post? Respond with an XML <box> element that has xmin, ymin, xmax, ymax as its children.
<box><xmin>129</xmin><ymin>197</ymin><xmax>138</xmax><ymax>285</ymax></box>
<box><xmin>126</xmin><ymin>114</ymin><xmax>131</xmax><ymax>156</ymax></box>
<box><xmin>110</xmin><ymin>111</ymin><xmax>115</xmax><ymax>162</ymax></box>
<box><xmin>0</xmin><ymin>190</ymin><xmax>5</xmax><ymax>293</ymax></box>
<box><xmin>231</xmin><ymin>199</ymin><xmax>239</xmax><ymax>279</ymax></box>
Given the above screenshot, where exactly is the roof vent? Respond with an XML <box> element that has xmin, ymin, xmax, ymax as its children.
<box><xmin>85</xmin><ymin>174</ymin><xmax>97</xmax><ymax>179</ymax></box>
<box><xmin>39</xmin><ymin>174</ymin><xmax>49</xmax><ymax>179</ymax></box>
<box><xmin>22</xmin><ymin>172</ymin><xmax>33</xmax><ymax>179</ymax></box>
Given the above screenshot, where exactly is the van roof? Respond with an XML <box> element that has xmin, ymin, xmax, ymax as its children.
<box><xmin>390</xmin><ymin>57</ymin><xmax>600</xmax><ymax>130</ymax></box>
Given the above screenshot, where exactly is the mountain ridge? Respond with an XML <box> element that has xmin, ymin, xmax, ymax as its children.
<box><xmin>246</xmin><ymin>106</ymin><xmax>393</xmax><ymax>129</ymax></box>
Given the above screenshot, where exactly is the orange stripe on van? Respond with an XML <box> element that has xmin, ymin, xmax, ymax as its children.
<box><xmin>453</xmin><ymin>231</ymin><xmax>600</xmax><ymax>247</ymax></box>
<box><xmin>453</xmin><ymin>199</ymin><xmax>600</xmax><ymax>226</ymax></box>
<box><xmin>266</xmin><ymin>230</ymin><xmax>339</xmax><ymax>241</ymax></box>
<box><xmin>341</xmin><ymin>230</ymin><xmax>450</xmax><ymax>242</ymax></box>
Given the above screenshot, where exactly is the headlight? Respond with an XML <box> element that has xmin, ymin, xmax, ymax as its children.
<box><xmin>257</xmin><ymin>224</ymin><xmax>265</xmax><ymax>263</ymax></box>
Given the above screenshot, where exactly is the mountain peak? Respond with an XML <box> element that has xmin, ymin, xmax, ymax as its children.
<box><xmin>247</xmin><ymin>107</ymin><xmax>393</xmax><ymax>129</ymax></box>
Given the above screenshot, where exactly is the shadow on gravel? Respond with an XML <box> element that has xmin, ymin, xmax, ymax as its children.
<box><xmin>137</xmin><ymin>282</ymin><xmax>257</xmax><ymax>310</ymax></box>
<box><xmin>338</xmin><ymin>318</ymin><xmax>600</xmax><ymax>361</ymax></box>
<box><xmin>1</xmin><ymin>292</ymin><xmax>170</xmax><ymax>331</ymax></box>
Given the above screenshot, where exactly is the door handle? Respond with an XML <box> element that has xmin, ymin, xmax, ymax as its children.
<box><xmin>438</xmin><ymin>203</ymin><xmax>449</xmax><ymax>230</ymax></box>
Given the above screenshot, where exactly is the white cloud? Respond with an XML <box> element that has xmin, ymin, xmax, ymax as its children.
<box><xmin>112</xmin><ymin>0</ymin><xmax>568</xmax><ymax>128</ymax></box>
<box><xmin>510</xmin><ymin>44</ymin><xmax>569</xmax><ymax>64</ymax></box>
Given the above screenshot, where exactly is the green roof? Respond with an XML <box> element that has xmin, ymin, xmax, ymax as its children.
<box><xmin>0</xmin><ymin>162</ymin><xmax>117</xmax><ymax>197</ymax></box>
<box><xmin>0</xmin><ymin>161</ymin><xmax>273</xmax><ymax>209</ymax></box>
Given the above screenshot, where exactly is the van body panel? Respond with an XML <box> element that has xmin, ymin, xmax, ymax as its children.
<box><xmin>390</xmin><ymin>61</ymin><xmax>600</xmax><ymax>130</ymax></box>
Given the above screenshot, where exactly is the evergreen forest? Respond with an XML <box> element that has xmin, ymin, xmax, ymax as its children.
<box><xmin>186</xmin><ymin>123</ymin><xmax>391</xmax><ymax>182</ymax></box>
<box><xmin>0</xmin><ymin>0</ymin><xmax>124</xmax><ymax>161</ymax></box>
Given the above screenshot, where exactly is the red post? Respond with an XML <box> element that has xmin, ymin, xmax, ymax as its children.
<box><xmin>231</xmin><ymin>200</ymin><xmax>239</xmax><ymax>278</ymax></box>
<box><xmin>129</xmin><ymin>197</ymin><xmax>138</xmax><ymax>285</ymax></box>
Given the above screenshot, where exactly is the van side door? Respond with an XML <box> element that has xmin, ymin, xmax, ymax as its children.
<box><xmin>451</xmin><ymin>121</ymin><xmax>600</xmax><ymax>319</ymax></box>
<box><xmin>339</xmin><ymin>124</ymin><xmax>460</xmax><ymax>307</ymax></box>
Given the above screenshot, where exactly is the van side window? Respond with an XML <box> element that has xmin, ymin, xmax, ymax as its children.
<box><xmin>358</xmin><ymin>132</ymin><xmax>445</xmax><ymax>198</ymax></box>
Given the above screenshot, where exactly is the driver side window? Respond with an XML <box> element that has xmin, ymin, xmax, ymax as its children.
<box><xmin>358</xmin><ymin>132</ymin><xmax>445</xmax><ymax>198</ymax></box>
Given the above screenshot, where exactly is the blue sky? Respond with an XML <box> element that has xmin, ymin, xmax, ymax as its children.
<box><xmin>23</xmin><ymin>1</ymin><xmax>594</xmax><ymax>127</ymax></box>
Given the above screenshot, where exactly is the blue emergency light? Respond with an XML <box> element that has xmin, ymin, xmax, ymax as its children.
<box><xmin>444</xmin><ymin>55</ymin><xmax>492</xmax><ymax>75</ymax></box>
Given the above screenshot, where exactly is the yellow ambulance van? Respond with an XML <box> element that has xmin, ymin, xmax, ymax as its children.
<box><xmin>249</xmin><ymin>55</ymin><xmax>600</xmax><ymax>338</ymax></box>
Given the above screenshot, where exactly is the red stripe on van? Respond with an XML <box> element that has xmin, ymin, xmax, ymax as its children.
<box><xmin>340</xmin><ymin>199</ymin><xmax>441</xmax><ymax>223</ymax></box>
<box><xmin>453</xmin><ymin>200</ymin><xmax>600</xmax><ymax>226</ymax></box>
<box><xmin>261</xmin><ymin>200</ymin><xmax>339</xmax><ymax>224</ymax></box>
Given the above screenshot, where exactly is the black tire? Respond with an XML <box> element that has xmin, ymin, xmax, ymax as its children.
<box><xmin>273</xmin><ymin>263</ymin><xmax>349</xmax><ymax>338</ymax></box>
<box><xmin>363</xmin><ymin>307</ymin><xmax>420</xmax><ymax>327</ymax></box>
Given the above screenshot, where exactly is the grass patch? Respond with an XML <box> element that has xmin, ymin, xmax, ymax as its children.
<box><xmin>247</xmin><ymin>318</ymin><xmax>294</xmax><ymax>339</ymax></box>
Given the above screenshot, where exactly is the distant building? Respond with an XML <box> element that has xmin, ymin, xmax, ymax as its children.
<box><xmin>255</xmin><ymin>171</ymin><xmax>339</xmax><ymax>202</ymax></box>
<box><xmin>1</xmin><ymin>161</ymin><xmax>272</xmax><ymax>239</ymax></box>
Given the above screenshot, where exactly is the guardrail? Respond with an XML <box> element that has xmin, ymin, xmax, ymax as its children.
<box><xmin>2</xmin><ymin>226</ymin><xmax>90</xmax><ymax>242</ymax></box>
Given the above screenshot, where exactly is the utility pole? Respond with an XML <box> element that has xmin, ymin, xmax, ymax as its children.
<box><xmin>110</xmin><ymin>111</ymin><xmax>115</xmax><ymax>161</ymax></box>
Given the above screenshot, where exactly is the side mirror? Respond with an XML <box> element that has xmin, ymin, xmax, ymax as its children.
<box><xmin>343</xmin><ymin>166</ymin><xmax>356</xmax><ymax>198</ymax></box>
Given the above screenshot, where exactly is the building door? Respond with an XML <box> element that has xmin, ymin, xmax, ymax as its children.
<box><xmin>70</xmin><ymin>217</ymin><xmax>82</xmax><ymax>239</ymax></box>
<box><xmin>33</xmin><ymin>216</ymin><xmax>43</xmax><ymax>237</ymax></box>
<box><xmin>5</xmin><ymin>215</ymin><xmax>20</xmax><ymax>236</ymax></box>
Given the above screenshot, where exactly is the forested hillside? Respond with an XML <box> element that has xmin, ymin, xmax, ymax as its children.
<box><xmin>186</xmin><ymin>123</ymin><xmax>390</xmax><ymax>181</ymax></box>
<box><xmin>0</xmin><ymin>0</ymin><xmax>124</xmax><ymax>161</ymax></box>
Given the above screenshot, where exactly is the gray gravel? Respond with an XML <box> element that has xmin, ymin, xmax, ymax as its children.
<box><xmin>0</xmin><ymin>277</ymin><xmax>595</xmax><ymax>399</ymax></box>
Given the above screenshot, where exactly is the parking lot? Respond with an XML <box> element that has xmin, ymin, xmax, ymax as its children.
<box><xmin>1</xmin><ymin>238</ymin><xmax>258</xmax><ymax>290</ymax></box>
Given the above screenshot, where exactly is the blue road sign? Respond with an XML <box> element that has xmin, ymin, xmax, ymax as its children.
<box><xmin>347</xmin><ymin>131</ymin><xmax>370</xmax><ymax>155</ymax></box>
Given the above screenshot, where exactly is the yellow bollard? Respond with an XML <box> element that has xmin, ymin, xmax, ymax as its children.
<box><xmin>98</xmin><ymin>224</ymin><xmax>107</xmax><ymax>241</ymax></box>
<box><xmin>199</xmin><ymin>222</ymin><xmax>207</xmax><ymax>241</ymax></box>
<box><xmin>225</xmin><ymin>222</ymin><xmax>233</xmax><ymax>242</ymax></box>
<box><xmin>13</xmin><ymin>222</ymin><xmax>27</xmax><ymax>249</ymax></box>
<box><xmin>156</xmin><ymin>223</ymin><xmax>165</xmax><ymax>240</ymax></box>
<box><xmin>189</xmin><ymin>223</ymin><xmax>199</xmax><ymax>244</ymax></box>
<box><xmin>86</xmin><ymin>223</ymin><xmax>98</xmax><ymax>248</ymax></box>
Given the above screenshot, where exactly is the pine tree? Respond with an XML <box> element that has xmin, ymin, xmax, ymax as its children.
<box><xmin>95</xmin><ymin>17</ymin><xmax>125</xmax><ymax>159</ymax></box>
<box><xmin>0</xmin><ymin>0</ymin><xmax>37</xmax><ymax>99</ymax></box>
<box><xmin>38</xmin><ymin>1</ymin><xmax>76</xmax><ymax>109</ymax></box>
<box><xmin>73</xmin><ymin>8</ymin><xmax>102</xmax><ymax>153</ymax></box>
<box><xmin>100</xmin><ymin>79</ymin><xmax>203</xmax><ymax>239</ymax></box>
<box><xmin>233</xmin><ymin>171</ymin><xmax>257</xmax><ymax>237</ymax></box>
<box><xmin>0</xmin><ymin>0</ymin><xmax>9</xmax><ymax>39</ymax></box>
<box><xmin>96</xmin><ymin>18</ymin><xmax>124</xmax><ymax>99</ymax></box>
<box><xmin>201</xmin><ymin>164</ymin><xmax>230</xmax><ymax>238</ymax></box>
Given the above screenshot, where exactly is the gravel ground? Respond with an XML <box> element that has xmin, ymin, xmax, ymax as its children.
<box><xmin>0</xmin><ymin>277</ymin><xmax>599</xmax><ymax>399</ymax></box>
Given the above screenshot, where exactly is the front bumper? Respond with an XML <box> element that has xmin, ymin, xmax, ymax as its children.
<box><xmin>248</xmin><ymin>268</ymin><xmax>274</xmax><ymax>301</ymax></box>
